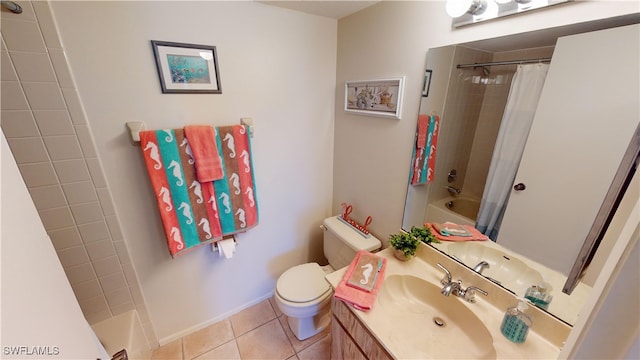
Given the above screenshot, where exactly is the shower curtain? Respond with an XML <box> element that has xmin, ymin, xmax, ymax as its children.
<box><xmin>476</xmin><ymin>63</ymin><xmax>549</xmax><ymax>240</ymax></box>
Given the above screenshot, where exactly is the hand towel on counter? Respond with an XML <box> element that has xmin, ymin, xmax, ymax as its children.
<box><xmin>184</xmin><ymin>125</ymin><xmax>224</xmax><ymax>182</ymax></box>
<box><xmin>433</xmin><ymin>222</ymin><xmax>472</xmax><ymax>237</ymax></box>
<box><xmin>424</xmin><ymin>222</ymin><xmax>489</xmax><ymax>242</ymax></box>
<box><xmin>139</xmin><ymin>125</ymin><xmax>258</xmax><ymax>257</ymax></box>
<box><xmin>346</xmin><ymin>251</ymin><xmax>384</xmax><ymax>292</ymax></box>
<box><xmin>334</xmin><ymin>250</ymin><xmax>387</xmax><ymax>311</ymax></box>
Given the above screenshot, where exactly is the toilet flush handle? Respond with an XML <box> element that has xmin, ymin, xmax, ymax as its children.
<box><xmin>320</xmin><ymin>224</ymin><xmax>327</xmax><ymax>231</ymax></box>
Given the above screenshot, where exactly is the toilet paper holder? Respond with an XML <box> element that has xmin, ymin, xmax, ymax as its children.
<box><xmin>212</xmin><ymin>236</ymin><xmax>237</xmax><ymax>254</ymax></box>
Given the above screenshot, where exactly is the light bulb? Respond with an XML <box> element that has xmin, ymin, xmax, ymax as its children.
<box><xmin>446</xmin><ymin>0</ymin><xmax>474</xmax><ymax>18</ymax></box>
<box><xmin>474</xmin><ymin>0</ymin><xmax>498</xmax><ymax>19</ymax></box>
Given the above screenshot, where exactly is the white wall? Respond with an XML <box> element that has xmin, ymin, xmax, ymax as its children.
<box><xmin>50</xmin><ymin>1</ymin><xmax>337</xmax><ymax>343</ymax></box>
<box><xmin>45</xmin><ymin>0</ymin><xmax>639</xmax><ymax>347</ymax></box>
<box><xmin>334</xmin><ymin>0</ymin><xmax>639</xmax><ymax>246</ymax></box>
<box><xmin>1</xmin><ymin>133</ymin><xmax>105</xmax><ymax>360</ymax></box>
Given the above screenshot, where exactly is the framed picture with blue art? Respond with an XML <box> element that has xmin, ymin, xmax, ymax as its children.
<box><xmin>151</xmin><ymin>41</ymin><xmax>221</xmax><ymax>94</ymax></box>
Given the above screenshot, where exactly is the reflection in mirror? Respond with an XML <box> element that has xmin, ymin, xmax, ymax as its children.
<box><xmin>402</xmin><ymin>15</ymin><xmax>640</xmax><ymax>326</ymax></box>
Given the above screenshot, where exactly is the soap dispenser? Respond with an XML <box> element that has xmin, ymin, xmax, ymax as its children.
<box><xmin>500</xmin><ymin>301</ymin><xmax>532</xmax><ymax>343</ymax></box>
<box><xmin>525</xmin><ymin>282</ymin><xmax>553</xmax><ymax>310</ymax></box>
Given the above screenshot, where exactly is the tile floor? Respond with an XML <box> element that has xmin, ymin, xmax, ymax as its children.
<box><xmin>151</xmin><ymin>297</ymin><xmax>331</xmax><ymax>360</ymax></box>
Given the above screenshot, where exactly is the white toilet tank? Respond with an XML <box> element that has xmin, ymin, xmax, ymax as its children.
<box><xmin>322</xmin><ymin>216</ymin><xmax>381</xmax><ymax>269</ymax></box>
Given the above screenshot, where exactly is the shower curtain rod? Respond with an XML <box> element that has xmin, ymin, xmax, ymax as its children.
<box><xmin>457</xmin><ymin>58</ymin><xmax>552</xmax><ymax>69</ymax></box>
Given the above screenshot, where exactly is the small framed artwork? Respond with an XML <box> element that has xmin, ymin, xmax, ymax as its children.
<box><xmin>151</xmin><ymin>40</ymin><xmax>222</xmax><ymax>94</ymax></box>
<box><xmin>344</xmin><ymin>77</ymin><xmax>405</xmax><ymax>119</ymax></box>
<box><xmin>422</xmin><ymin>69</ymin><xmax>432</xmax><ymax>97</ymax></box>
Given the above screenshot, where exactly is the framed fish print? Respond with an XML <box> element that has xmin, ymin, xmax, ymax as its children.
<box><xmin>151</xmin><ymin>40</ymin><xmax>222</xmax><ymax>94</ymax></box>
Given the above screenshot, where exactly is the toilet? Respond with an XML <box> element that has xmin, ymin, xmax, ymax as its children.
<box><xmin>274</xmin><ymin>216</ymin><xmax>381</xmax><ymax>340</ymax></box>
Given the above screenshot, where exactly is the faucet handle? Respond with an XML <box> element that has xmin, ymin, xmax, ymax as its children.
<box><xmin>436</xmin><ymin>263</ymin><xmax>452</xmax><ymax>285</ymax></box>
<box><xmin>462</xmin><ymin>286</ymin><xmax>488</xmax><ymax>303</ymax></box>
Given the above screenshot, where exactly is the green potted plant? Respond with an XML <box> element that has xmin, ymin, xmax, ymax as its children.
<box><xmin>409</xmin><ymin>225</ymin><xmax>439</xmax><ymax>245</ymax></box>
<box><xmin>389</xmin><ymin>232</ymin><xmax>419</xmax><ymax>261</ymax></box>
<box><xmin>389</xmin><ymin>226</ymin><xmax>439</xmax><ymax>261</ymax></box>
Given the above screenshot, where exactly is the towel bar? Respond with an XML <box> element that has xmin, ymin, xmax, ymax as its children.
<box><xmin>126</xmin><ymin>118</ymin><xmax>254</xmax><ymax>144</ymax></box>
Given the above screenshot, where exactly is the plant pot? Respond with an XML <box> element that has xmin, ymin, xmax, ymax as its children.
<box><xmin>394</xmin><ymin>249</ymin><xmax>413</xmax><ymax>262</ymax></box>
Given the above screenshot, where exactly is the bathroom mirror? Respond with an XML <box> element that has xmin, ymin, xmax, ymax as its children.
<box><xmin>402</xmin><ymin>14</ymin><xmax>640</xmax><ymax>326</ymax></box>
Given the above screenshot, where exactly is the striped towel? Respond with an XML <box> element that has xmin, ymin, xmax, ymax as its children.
<box><xmin>409</xmin><ymin>114</ymin><xmax>440</xmax><ymax>185</ymax></box>
<box><xmin>139</xmin><ymin>125</ymin><xmax>258</xmax><ymax>257</ymax></box>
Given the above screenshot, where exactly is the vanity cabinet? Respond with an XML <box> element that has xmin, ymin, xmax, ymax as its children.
<box><xmin>498</xmin><ymin>24</ymin><xmax>639</xmax><ymax>276</ymax></box>
<box><xmin>330</xmin><ymin>298</ymin><xmax>393</xmax><ymax>360</ymax></box>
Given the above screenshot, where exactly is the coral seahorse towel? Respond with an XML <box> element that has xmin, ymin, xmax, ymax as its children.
<box><xmin>409</xmin><ymin>114</ymin><xmax>440</xmax><ymax>185</ymax></box>
<box><xmin>333</xmin><ymin>250</ymin><xmax>387</xmax><ymax>311</ymax></box>
<box><xmin>139</xmin><ymin>125</ymin><xmax>258</xmax><ymax>257</ymax></box>
<box><xmin>184</xmin><ymin>125</ymin><xmax>224</xmax><ymax>182</ymax></box>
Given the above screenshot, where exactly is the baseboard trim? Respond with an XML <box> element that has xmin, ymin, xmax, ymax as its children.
<box><xmin>157</xmin><ymin>291</ymin><xmax>275</xmax><ymax>346</ymax></box>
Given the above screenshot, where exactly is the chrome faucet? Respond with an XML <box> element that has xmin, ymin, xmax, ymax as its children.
<box><xmin>472</xmin><ymin>261</ymin><xmax>490</xmax><ymax>274</ymax></box>
<box><xmin>445</xmin><ymin>185</ymin><xmax>461</xmax><ymax>196</ymax></box>
<box><xmin>436</xmin><ymin>263</ymin><xmax>488</xmax><ymax>302</ymax></box>
<box><xmin>441</xmin><ymin>279</ymin><xmax>462</xmax><ymax>296</ymax></box>
<box><xmin>459</xmin><ymin>286</ymin><xmax>489</xmax><ymax>303</ymax></box>
<box><xmin>436</xmin><ymin>263</ymin><xmax>461</xmax><ymax>296</ymax></box>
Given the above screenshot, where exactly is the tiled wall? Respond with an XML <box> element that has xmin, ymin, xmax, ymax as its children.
<box><xmin>428</xmin><ymin>45</ymin><xmax>493</xmax><ymax>203</ymax></box>
<box><xmin>0</xmin><ymin>1</ymin><xmax>157</xmax><ymax>349</ymax></box>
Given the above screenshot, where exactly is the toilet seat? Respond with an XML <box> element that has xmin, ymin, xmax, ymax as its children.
<box><xmin>276</xmin><ymin>263</ymin><xmax>331</xmax><ymax>303</ymax></box>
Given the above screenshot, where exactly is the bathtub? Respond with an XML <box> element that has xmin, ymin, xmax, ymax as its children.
<box><xmin>425</xmin><ymin>196</ymin><xmax>480</xmax><ymax>227</ymax></box>
<box><xmin>91</xmin><ymin>310</ymin><xmax>150</xmax><ymax>360</ymax></box>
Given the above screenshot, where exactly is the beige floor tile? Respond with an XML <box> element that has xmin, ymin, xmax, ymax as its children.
<box><xmin>229</xmin><ymin>299</ymin><xmax>276</xmax><ymax>336</ymax></box>
<box><xmin>182</xmin><ymin>320</ymin><xmax>235</xmax><ymax>360</ymax></box>
<box><xmin>296</xmin><ymin>334</ymin><xmax>331</xmax><ymax>360</ymax></box>
<box><xmin>236</xmin><ymin>319</ymin><xmax>295</xmax><ymax>359</ymax></box>
<box><xmin>269</xmin><ymin>296</ymin><xmax>283</xmax><ymax>317</ymax></box>
<box><xmin>278</xmin><ymin>316</ymin><xmax>331</xmax><ymax>353</ymax></box>
<box><xmin>151</xmin><ymin>338</ymin><xmax>183</xmax><ymax>360</ymax></box>
<box><xmin>193</xmin><ymin>340</ymin><xmax>240</xmax><ymax>360</ymax></box>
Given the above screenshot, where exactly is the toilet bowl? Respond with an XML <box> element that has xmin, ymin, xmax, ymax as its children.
<box><xmin>274</xmin><ymin>216</ymin><xmax>382</xmax><ymax>340</ymax></box>
<box><xmin>274</xmin><ymin>263</ymin><xmax>333</xmax><ymax>340</ymax></box>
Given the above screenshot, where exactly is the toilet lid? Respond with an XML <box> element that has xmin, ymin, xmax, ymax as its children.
<box><xmin>276</xmin><ymin>263</ymin><xmax>331</xmax><ymax>303</ymax></box>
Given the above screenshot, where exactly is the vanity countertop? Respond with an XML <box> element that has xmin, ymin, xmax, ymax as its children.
<box><xmin>325</xmin><ymin>245</ymin><xmax>564</xmax><ymax>360</ymax></box>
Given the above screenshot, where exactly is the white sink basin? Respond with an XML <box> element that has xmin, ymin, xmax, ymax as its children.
<box><xmin>447</xmin><ymin>242</ymin><xmax>543</xmax><ymax>296</ymax></box>
<box><xmin>379</xmin><ymin>275</ymin><xmax>496</xmax><ymax>359</ymax></box>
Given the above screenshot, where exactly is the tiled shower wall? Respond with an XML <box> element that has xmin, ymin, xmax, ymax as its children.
<box><xmin>0</xmin><ymin>1</ymin><xmax>157</xmax><ymax>349</ymax></box>
<box><xmin>428</xmin><ymin>45</ymin><xmax>492</xmax><ymax>203</ymax></box>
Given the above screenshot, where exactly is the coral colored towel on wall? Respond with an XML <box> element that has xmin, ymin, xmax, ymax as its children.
<box><xmin>139</xmin><ymin>125</ymin><xmax>258</xmax><ymax>257</ymax></box>
<box><xmin>409</xmin><ymin>114</ymin><xmax>440</xmax><ymax>185</ymax></box>
<box><xmin>334</xmin><ymin>250</ymin><xmax>387</xmax><ymax>311</ymax></box>
<box><xmin>184</xmin><ymin>125</ymin><xmax>224</xmax><ymax>182</ymax></box>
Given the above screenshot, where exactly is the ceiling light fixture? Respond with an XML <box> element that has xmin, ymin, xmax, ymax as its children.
<box><xmin>446</xmin><ymin>0</ymin><xmax>487</xmax><ymax>18</ymax></box>
<box><xmin>447</xmin><ymin>0</ymin><xmax>571</xmax><ymax>27</ymax></box>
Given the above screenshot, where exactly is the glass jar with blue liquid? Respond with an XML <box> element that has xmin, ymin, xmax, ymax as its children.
<box><xmin>525</xmin><ymin>282</ymin><xmax>553</xmax><ymax>310</ymax></box>
<box><xmin>500</xmin><ymin>301</ymin><xmax>532</xmax><ymax>343</ymax></box>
